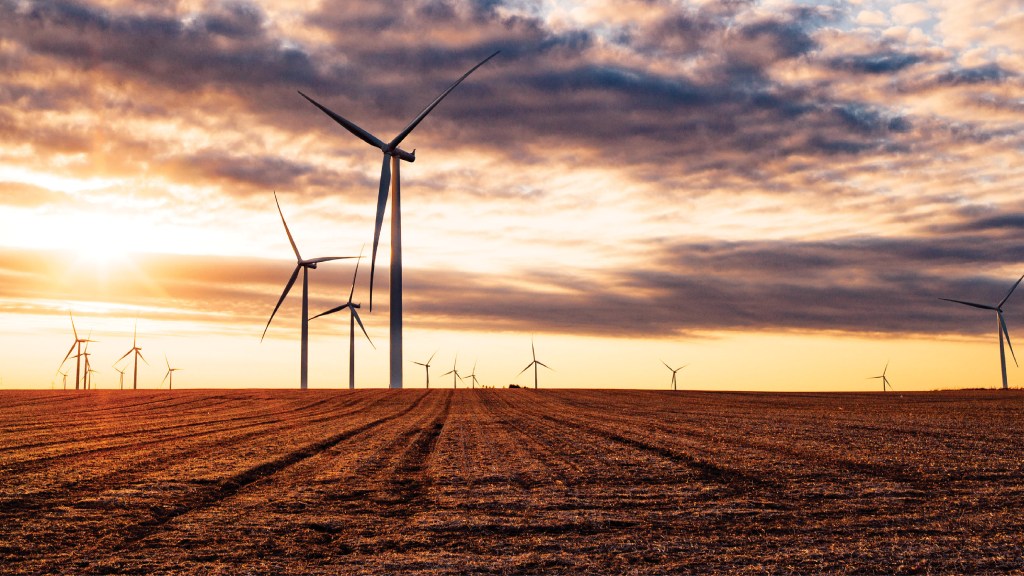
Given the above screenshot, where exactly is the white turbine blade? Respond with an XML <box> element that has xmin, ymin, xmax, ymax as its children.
<box><xmin>349</xmin><ymin>244</ymin><xmax>365</xmax><ymax>303</ymax></box>
<box><xmin>274</xmin><ymin>192</ymin><xmax>302</xmax><ymax>262</ymax></box>
<box><xmin>939</xmin><ymin>298</ymin><xmax>996</xmax><ymax>311</ymax></box>
<box><xmin>310</xmin><ymin>302</ymin><xmax>351</xmax><ymax>321</ymax></box>
<box><xmin>262</xmin><ymin>265</ymin><xmax>301</xmax><ymax>341</ymax></box>
<box><xmin>297</xmin><ymin>91</ymin><xmax>387</xmax><ymax>151</ymax></box>
<box><xmin>999</xmin><ymin>274</ymin><xmax>1024</xmax><ymax>308</ymax></box>
<box><xmin>351</xmin><ymin>308</ymin><xmax>376</xmax><ymax>349</ymax></box>
<box><xmin>1000</xmin><ymin>313</ymin><xmax>1018</xmax><ymax>367</ymax></box>
<box><xmin>368</xmin><ymin>154</ymin><xmax>392</xmax><ymax>312</ymax></box>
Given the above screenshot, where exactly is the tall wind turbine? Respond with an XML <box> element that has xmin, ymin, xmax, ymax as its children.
<box><xmin>114</xmin><ymin>365</ymin><xmax>127</xmax><ymax>390</ymax></box>
<box><xmin>518</xmin><ymin>339</ymin><xmax>552</xmax><ymax>389</ymax></box>
<box><xmin>465</xmin><ymin>361</ymin><xmax>480</xmax><ymax>389</ymax></box>
<box><xmin>941</xmin><ymin>274</ymin><xmax>1023</xmax><ymax>389</ymax></box>
<box><xmin>59</xmin><ymin>312</ymin><xmax>93</xmax><ymax>390</ymax></box>
<box><xmin>115</xmin><ymin>320</ymin><xmax>147</xmax><ymax>390</ymax></box>
<box><xmin>262</xmin><ymin>192</ymin><xmax>357</xmax><ymax>390</ymax></box>
<box><xmin>299</xmin><ymin>50</ymin><xmax>500</xmax><ymax>389</ymax></box>
<box><xmin>412</xmin><ymin>351</ymin><xmax>437</xmax><ymax>389</ymax></box>
<box><xmin>310</xmin><ymin>248</ymin><xmax>375</xmax><ymax>390</ymax></box>
<box><xmin>442</xmin><ymin>355</ymin><xmax>463</xmax><ymax>389</ymax></box>
<box><xmin>867</xmin><ymin>361</ymin><xmax>893</xmax><ymax>391</ymax></box>
<box><xmin>661</xmin><ymin>360</ymin><xmax>687</xmax><ymax>391</ymax></box>
<box><xmin>162</xmin><ymin>355</ymin><xmax>181</xmax><ymax>390</ymax></box>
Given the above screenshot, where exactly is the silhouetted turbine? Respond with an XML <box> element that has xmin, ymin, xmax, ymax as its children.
<box><xmin>518</xmin><ymin>339</ymin><xmax>552</xmax><ymax>389</ymax></box>
<box><xmin>57</xmin><ymin>368</ymin><xmax>69</xmax><ymax>390</ymax></box>
<box><xmin>299</xmin><ymin>50</ymin><xmax>499</xmax><ymax>389</ymax></box>
<box><xmin>442</xmin><ymin>355</ymin><xmax>463</xmax><ymax>389</ymax></box>
<box><xmin>466</xmin><ymin>361</ymin><xmax>480</xmax><ymax>389</ymax></box>
<box><xmin>162</xmin><ymin>355</ymin><xmax>181</xmax><ymax>390</ymax></box>
<box><xmin>941</xmin><ymin>274</ymin><xmax>1023</xmax><ymax>390</ymax></box>
<box><xmin>114</xmin><ymin>365</ymin><xmax>127</xmax><ymax>390</ymax></box>
<box><xmin>59</xmin><ymin>312</ymin><xmax>94</xmax><ymax>391</ymax></box>
<box><xmin>262</xmin><ymin>192</ymin><xmax>358</xmax><ymax>390</ymax></box>
<box><xmin>412</xmin><ymin>351</ymin><xmax>437</xmax><ymax>389</ymax></box>
<box><xmin>311</xmin><ymin>246</ymin><xmax>375</xmax><ymax>390</ymax></box>
<box><xmin>115</xmin><ymin>320</ymin><xmax>147</xmax><ymax>390</ymax></box>
<box><xmin>867</xmin><ymin>361</ymin><xmax>893</xmax><ymax>391</ymax></box>
<box><xmin>661</xmin><ymin>360</ymin><xmax>687</xmax><ymax>391</ymax></box>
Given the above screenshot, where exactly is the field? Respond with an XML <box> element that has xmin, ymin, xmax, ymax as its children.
<box><xmin>2</xmin><ymin>389</ymin><xmax>1023</xmax><ymax>574</ymax></box>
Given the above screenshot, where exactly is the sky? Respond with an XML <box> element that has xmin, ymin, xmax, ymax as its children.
<box><xmin>1</xmin><ymin>0</ymin><xmax>1023</xmax><ymax>391</ymax></box>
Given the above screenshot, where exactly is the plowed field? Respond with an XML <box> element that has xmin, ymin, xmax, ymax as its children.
<box><xmin>2</xmin><ymin>389</ymin><xmax>1023</xmax><ymax>574</ymax></box>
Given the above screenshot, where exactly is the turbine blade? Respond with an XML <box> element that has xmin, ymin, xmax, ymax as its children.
<box><xmin>883</xmin><ymin>361</ymin><xmax>888</xmax><ymax>376</ymax></box>
<box><xmin>661</xmin><ymin>359</ymin><xmax>672</xmax><ymax>371</ymax></box>
<box><xmin>368</xmin><ymin>154</ymin><xmax>391</xmax><ymax>311</ymax></box>
<box><xmin>262</xmin><ymin>265</ymin><xmax>301</xmax><ymax>341</ymax></box>
<box><xmin>442</xmin><ymin>370</ymin><xmax>454</xmax><ymax>376</ymax></box>
<box><xmin>115</xmin><ymin>349</ymin><xmax>133</xmax><ymax>364</ymax></box>
<box><xmin>537</xmin><ymin>361</ymin><xmax>553</xmax><ymax>371</ymax></box>
<box><xmin>305</xmin><ymin>256</ymin><xmax>357</xmax><ymax>265</ymax></box>
<box><xmin>999</xmin><ymin>274</ymin><xmax>1024</xmax><ymax>309</ymax></box>
<box><xmin>60</xmin><ymin>342</ymin><xmax>77</xmax><ymax>366</ymax></box>
<box><xmin>428</xmin><ymin>350</ymin><xmax>437</xmax><ymax>365</ymax></box>
<box><xmin>162</xmin><ymin>371</ymin><xmax>169</xmax><ymax>385</ymax></box>
<box><xmin>310</xmin><ymin>303</ymin><xmax>350</xmax><ymax>320</ymax></box>
<box><xmin>517</xmin><ymin>362</ymin><xmax>534</xmax><ymax>377</ymax></box>
<box><xmin>138</xmin><ymin>350</ymin><xmax>148</xmax><ymax>365</ymax></box>
<box><xmin>1001</xmin><ymin>313</ymin><xmax>1018</xmax><ymax>367</ymax></box>
<box><xmin>349</xmin><ymin>244</ymin><xmax>365</xmax><ymax>303</ymax></box>
<box><xmin>939</xmin><ymin>298</ymin><xmax>997</xmax><ymax>311</ymax></box>
<box><xmin>351</xmin><ymin>309</ymin><xmax>375</xmax><ymax>349</ymax></box>
<box><xmin>297</xmin><ymin>91</ymin><xmax>387</xmax><ymax>150</ymax></box>
<box><xmin>69</xmin><ymin>312</ymin><xmax>78</xmax><ymax>340</ymax></box>
<box><xmin>274</xmin><ymin>192</ymin><xmax>302</xmax><ymax>261</ymax></box>
<box><xmin>412</xmin><ymin>362</ymin><xmax>427</xmax><ymax>367</ymax></box>
<box><xmin>389</xmin><ymin>51</ymin><xmax>500</xmax><ymax>149</ymax></box>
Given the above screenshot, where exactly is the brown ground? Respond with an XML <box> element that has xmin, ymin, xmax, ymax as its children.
<box><xmin>1</xmin><ymin>388</ymin><xmax>1023</xmax><ymax>575</ymax></box>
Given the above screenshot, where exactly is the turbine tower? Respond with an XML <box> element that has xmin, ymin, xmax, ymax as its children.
<box><xmin>941</xmin><ymin>274</ymin><xmax>1023</xmax><ymax>389</ymax></box>
<box><xmin>310</xmin><ymin>247</ymin><xmax>375</xmax><ymax>389</ymax></box>
<box><xmin>114</xmin><ymin>365</ymin><xmax>127</xmax><ymax>390</ymax></box>
<box><xmin>661</xmin><ymin>360</ymin><xmax>687</xmax><ymax>391</ymax></box>
<box><xmin>412</xmin><ymin>351</ymin><xmax>437</xmax><ymax>389</ymax></box>
<box><xmin>162</xmin><ymin>355</ymin><xmax>181</xmax><ymax>390</ymax></box>
<box><xmin>442</xmin><ymin>355</ymin><xmax>463</xmax><ymax>389</ymax></box>
<box><xmin>115</xmin><ymin>320</ymin><xmax>147</xmax><ymax>390</ymax></box>
<box><xmin>518</xmin><ymin>339</ymin><xmax>552</xmax><ymax>389</ymax></box>
<box><xmin>59</xmin><ymin>312</ymin><xmax>93</xmax><ymax>390</ymax></box>
<box><xmin>299</xmin><ymin>51</ymin><xmax>499</xmax><ymax>389</ymax></box>
<box><xmin>868</xmin><ymin>361</ymin><xmax>893</xmax><ymax>391</ymax></box>
<box><xmin>262</xmin><ymin>192</ymin><xmax>357</xmax><ymax>390</ymax></box>
<box><xmin>465</xmin><ymin>361</ymin><xmax>480</xmax><ymax>389</ymax></box>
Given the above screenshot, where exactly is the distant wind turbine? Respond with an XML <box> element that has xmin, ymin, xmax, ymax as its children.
<box><xmin>518</xmin><ymin>339</ymin><xmax>552</xmax><ymax>389</ymax></box>
<box><xmin>310</xmin><ymin>246</ymin><xmax>374</xmax><ymax>390</ymax></box>
<box><xmin>661</xmin><ymin>360</ymin><xmax>687</xmax><ymax>391</ymax></box>
<box><xmin>941</xmin><ymin>274</ymin><xmax>1023</xmax><ymax>390</ymax></box>
<box><xmin>412</xmin><ymin>351</ymin><xmax>437</xmax><ymax>389</ymax></box>
<box><xmin>442</xmin><ymin>355</ymin><xmax>463</xmax><ymax>389</ymax></box>
<box><xmin>465</xmin><ymin>361</ymin><xmax>480</xmax><ymax>389</ymax></box>
<box><xmin>59</xmin><ymin>312</ymin><xmax>94</xmax><ymax>391</ymax></box>
<box><xmin>867</xmin><ymin>361</ymin><xmax>893</xmax><ymax>391</ymax></box>
<box><xmin>57</xmin><ymin>368</ymin><xmax>69</xmax><ymax>390</ymax></box>
<box><xmin>115</xmin><ymin>320</ymin><xmax>147</xmax><ymax>390</ymax></box>
<box><xmin>262</xmin><ymin>192</ymin><xmax>358</xmax><ymax>390</ymax></box>
<box><xmin>299</xmin><ymin>50</ymin><xmax>500</xmax><ymax>389</ymax></box>
<box><xmin>114</xmin><ymin>365</ymin><xmax>127</xmax><ymax>390</ymax></box>
<box><xmin>162</xmin><ymin>355</ymin><xmax>181</xmax><ymax>390</ymax></box>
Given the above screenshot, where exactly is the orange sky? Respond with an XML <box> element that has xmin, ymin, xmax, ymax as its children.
<box><xmin>1</xmin><ymin>0</ymin><xmax>1023</xmax><ymax>390</ymax></box>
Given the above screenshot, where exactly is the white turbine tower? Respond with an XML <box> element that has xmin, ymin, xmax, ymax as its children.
<box><xmin>298</xmin><ymin>51</ymin><xmax>499</xmax><ymax>389</ymax></box>
<box><xmin>941</xmin><ymin>274</ymin><xmax>1023</xmax><ymax>390</ymax></box>
<box><xmin>262</xmin><ymin>192</ymin><xmax>357</xmax><ymax>390</ymax></box>
<box><xmin>518</xmin><ymin>339</ymin><xmax>552</xmax><ymax>389</ymax></box>
<box><xmin>310</xmin><ymin>248</ymin><xmax>375</xmax><ymax>390</ymax></box>
<box><xmin>661</xmin><ymin>360</ymin><xmax>687</xmax><ymax>391</ymax></box>
<box><xmin>412</xmin><ymin>351</ymin><xmax>437</xmax><ymax>389</ymax></box>
<box><xmin>867</xmin><ymin>361</ymin><xmax>893</xmax><ymax>391</ymax></box>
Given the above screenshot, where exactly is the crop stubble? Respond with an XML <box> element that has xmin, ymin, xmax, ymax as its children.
<box><xmin>1</xmin><ymin>389</ymin><xmax>1022</xmax><ymax>574</ymax></box>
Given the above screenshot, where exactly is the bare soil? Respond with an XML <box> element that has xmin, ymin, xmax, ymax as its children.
<box><xmin>1</xmin><ymin>389</ymin><xmax>1023</xmax><ymax>574</ymax></box>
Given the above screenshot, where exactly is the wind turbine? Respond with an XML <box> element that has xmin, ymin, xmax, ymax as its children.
<box><xmin>59</xmin><ymin>312</ymin><xmax>94</xmax><ymax>390</ymax></box>
<box><xmin>867</xmin><ymin>361</ymin><xmax>893</xmax><ymax>391</ymax></box>
<box><xmin>661</xmin><ymin>360</ymin><xmax>687</xmax><ymax>391</ymax></box>
<box><xmin>114</xmin><ymin>365</ymin><xmax>127</xmax><ymax>390</ymax></box>
<box><xmin>518</xmin><ymin>339</ymin><xmax>552</xmax><ymax>389</ymax></box>
<box><xmin>115</xmin><ymin>320</ymin><xmax>147</xmax><ymax>390</ymax></box>
<box><xmin>162</xmin><ymin>355</ymin><xmax>181</xmax><ymax>390</ymax></box>
<box><xmin>57</xmin><ymin>368</ymin><xmax>69</xmax><ymax>390</ymax></box>
<box><xmin>262</xmin><ymin>192</ymin><xmax>357</xmax><ymax>390</ymax></box>
<box><xmin>465</xmin><ymin>361</ymin><xmax>480</xmax><ymax>389</ymax></box>
<box><xmin>442</xmin><ymin>355</ymin><xmax>463</xmax><ymax>389</ymax></box>
<box><xmin>299</xmin><ymin>50</ymin><xmax>500</xmax><ymax>389</ymax></box>
<box><xmin>310</xmin><ymin>246</ymin><xmax>375</xmax><ymax>389</ymax></box>
<box><xmin>411</xmin><ymin>351</ymin><xmax>437</xmax><ymax>389</ymax></box>
<box><xmin>941</xmin><ymin>274</ymin><xmax>1023</xmax><ymax>389</ymax></box>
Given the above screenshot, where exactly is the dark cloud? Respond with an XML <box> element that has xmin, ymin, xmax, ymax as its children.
<box><xmin>828</xmin><ymin>51</ymin><xmax>926</xmax><ymax>74</ymax></box>
<box><xmin>935</xmin><ymin>64</ymin><xmax>1012</xmax><ymax>86</ymax></box>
